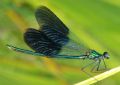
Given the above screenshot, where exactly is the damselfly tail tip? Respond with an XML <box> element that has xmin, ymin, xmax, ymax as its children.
<box><xmin>6</xmin><ymin>44</ymin><xmax>15</xmax><ymax>50</ymax></box>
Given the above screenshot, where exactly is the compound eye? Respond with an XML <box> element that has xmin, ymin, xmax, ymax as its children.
<box><xmin>103</xmin><ymin>52</ymin><xmax>109</xmax><ymax>59</ymax></box>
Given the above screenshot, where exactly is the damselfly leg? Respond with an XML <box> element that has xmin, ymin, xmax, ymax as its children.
<box><xmin>102</xmin><ymin>58</ymin><xmax>107</xmax><ymax>70</ymax></box>
<box><xmin>81</xmin><ymin>60</ymin><xmax>99</xmax><ymax>83</ymax></box>
<box><xmin>96</xmin><ymin>60</ymin><xmax>101</xmax><ymax>71</ymax></box>
<box><xmin>81</xmin><ymin>61</ymin><xmax>96</xmax><ymax>76</ymax></box>
<box><xmin>91</xmin><ymin>59</ymin><xmax>108</xmax><ymax>72</ymax></box>
<box><xmin>91</xmin><ymin>60</ymin><xmax>100</xmax><ymax>72</ymax></box>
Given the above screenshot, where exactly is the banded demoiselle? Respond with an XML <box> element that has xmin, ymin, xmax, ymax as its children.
<box><xmin>7</xmin><ymin>6</ymin><xmax>110</xmax><ymax>72</ymax></box>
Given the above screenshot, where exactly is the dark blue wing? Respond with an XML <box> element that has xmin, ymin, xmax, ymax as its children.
<box><xmin>24</xmin><ymin>28</ymin><xmax>62</xmax><ymax>56</ymax></box>
<box><xmin>24</xmin><ymin>6</ymin><xmax>88</xmax><ymax>57</ymax></box>
<box><xmin>35</xmin><ymin>6</ymin><xmax>69</xmax><ymax>45</ymax></box>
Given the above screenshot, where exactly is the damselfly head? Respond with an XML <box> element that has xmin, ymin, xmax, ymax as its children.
<box><xmin>103</xmin><ymin>52</ymin><xmax>109</xmax><ymax>59</ymax></box>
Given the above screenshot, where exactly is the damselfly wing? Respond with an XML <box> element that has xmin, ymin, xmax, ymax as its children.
<box><xmin>23</xmin><ymin>6</ymin><xmax>88</xmax><ymax>57</ymax></box>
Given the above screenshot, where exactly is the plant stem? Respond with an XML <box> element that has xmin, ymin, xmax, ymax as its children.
<box><xmin>74</xmin><ymin>66</ymin><xmax>120</xmax><ymax>85</ymax></box>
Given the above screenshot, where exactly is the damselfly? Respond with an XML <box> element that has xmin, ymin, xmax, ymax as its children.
<box><xmin>7</xmin><ymin>6</ymin><xmax>109</xmax><ymax>72</ymax></box>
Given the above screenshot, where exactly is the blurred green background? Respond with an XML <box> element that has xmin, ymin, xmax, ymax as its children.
<box><xmin>0</xmin><ymin>0</ymin><xmax>120</xmax><ymax>85</ymax></box>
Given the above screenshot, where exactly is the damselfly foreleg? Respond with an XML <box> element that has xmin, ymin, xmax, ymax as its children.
<box><xmin>91</xmin><ymin>60</ymin><xmax>100</xmax><ymax>72</ymax></box>
<box><xmin>96</xmin><ymin>60</ymin><xmax>101</xmax><ymax>71</ymax></box>
<box><xmin>102</xmin><ymin>58</ymin><xmax>107</xmax><ymax>70</ymax></box>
